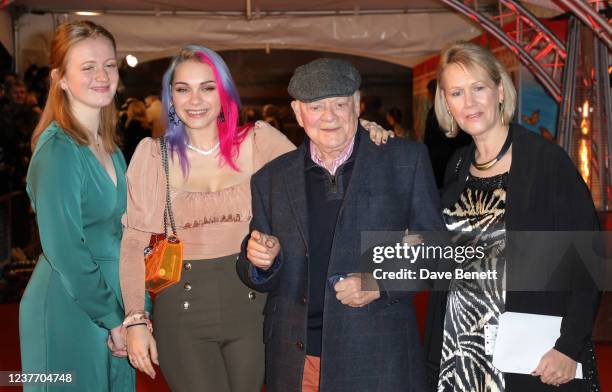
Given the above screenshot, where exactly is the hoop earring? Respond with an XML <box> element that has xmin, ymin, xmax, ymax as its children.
<box><xmin>499</xmin><ymin>101</ymin><xmax>505</xmax><ymax>126</ymax></box>
<box><xmin>168</xmin><ymin>105</ymin><xmax>181</xmax><ymax>126</ymax></box>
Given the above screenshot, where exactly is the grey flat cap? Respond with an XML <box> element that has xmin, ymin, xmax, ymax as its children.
<box><xmin>288</xmin><ymin>58</ymin><xmax>361</xmax><ymax>102</ymax></box>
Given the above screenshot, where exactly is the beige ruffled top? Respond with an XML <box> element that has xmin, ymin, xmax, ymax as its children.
<box><xmin>119</xmin><ymin>122</ymin><xmax>295</xmax><ymax>314</ymax></box>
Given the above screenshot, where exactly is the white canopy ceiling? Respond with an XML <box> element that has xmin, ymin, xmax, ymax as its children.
<box><xmin>10</xmin><ymin>0</ymin><xmax>493</xmax><ymax>13</ymax></box>
<box><xmin>8</xmin><ymin>0</ymin><xmax>564</xmax><ymax>13</ymax></box>
<box><xmin>4</xmin><ymin>0</ymin><xmax>564</xmax><ymax>71</ymax></box>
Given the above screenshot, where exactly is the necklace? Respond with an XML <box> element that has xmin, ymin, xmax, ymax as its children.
<box><xmin>91</xmin><ymin>132</ymin><xmax>102</xmax><ymax>152</ymax></box>
<box><xmin>186</xmin><ymin>142</ymin><xmax>220</xmax><ymax>156</ymax></box>
<box><xmin>472</xmin><ymin>127</ymin><xmax>513</xmax><ymax>171</ymax></box>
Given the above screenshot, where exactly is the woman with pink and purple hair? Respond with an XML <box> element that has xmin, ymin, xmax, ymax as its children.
<box><xmin>118</xmin><ymin>45</ymin><xmax>391</xmax><ymax>391</ymax></box>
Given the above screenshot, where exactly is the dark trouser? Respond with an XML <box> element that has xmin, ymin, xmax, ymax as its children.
<box><xmin>154</xmin><ymin>254</ymin><xmax>265</xmax><ymax>392</ymax></box>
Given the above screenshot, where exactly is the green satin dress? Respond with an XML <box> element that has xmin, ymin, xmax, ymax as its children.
<box><xmin>20</xmin><ymin>122</ymin><xmax>134</xmax><ymax>391</ymax></box>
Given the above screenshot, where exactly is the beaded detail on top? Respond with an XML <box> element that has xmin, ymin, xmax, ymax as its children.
<box><xmin>170</xmin><ymin>180</ymin><xmax>252</xmax><ymax>230</ymax></box>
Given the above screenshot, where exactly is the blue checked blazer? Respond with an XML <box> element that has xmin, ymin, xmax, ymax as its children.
<box><xmin>237</xmin><ymin>126</ymin><xmax>446</xmax><ymax>392</ymax></box>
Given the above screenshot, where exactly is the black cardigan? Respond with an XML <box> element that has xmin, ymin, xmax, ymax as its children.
<box><xmin>424</xmin><ymin>123</ymin><xmax>601</xmax><ymax>391</ymax></box>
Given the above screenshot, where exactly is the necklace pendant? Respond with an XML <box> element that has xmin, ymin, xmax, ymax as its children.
<box><xmin>473</xmin><ymin>158</ymin><xmax>498</xmax><ymax>171</ymax></box>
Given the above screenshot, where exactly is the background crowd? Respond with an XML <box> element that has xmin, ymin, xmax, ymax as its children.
<box><xmin>0</xmin><ymin>63</ymin><xmax>480</xmax><ymax>309</ymax></box>
<box><xmin>0</xmin><ymin>70</ymin><xmax>431</xmax><ymax>192</ymax></box>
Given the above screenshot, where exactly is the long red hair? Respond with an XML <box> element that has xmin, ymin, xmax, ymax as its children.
<box><xmin>31</xmin><ymin>20</ymin><xmax>118</xmax><ymax>153</ymax></box>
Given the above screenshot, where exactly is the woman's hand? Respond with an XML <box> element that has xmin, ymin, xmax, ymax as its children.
<box><xmin>360</xmin><ymin>119</ymin><xmax>394</xmax><ymax>145</ymax></box>
<box><xmin>532</xmin><ymin>348</ymin><xmax>577</xmax><ymax>386</ymax></box>
<box><xmin>108</xmin><ymin>325</ymin><xmax>127</xmax><ymax>357</ymax></box>
<box><xmin>127</xmin><ymin>325</ymin><xmax>159</xmax><ymax>379</ymax></box>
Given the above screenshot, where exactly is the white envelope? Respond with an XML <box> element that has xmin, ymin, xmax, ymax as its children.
<box><xmin>492</xmin><ymin>311</ymin><xmax>582</xmax><ymax>379</ymax></box>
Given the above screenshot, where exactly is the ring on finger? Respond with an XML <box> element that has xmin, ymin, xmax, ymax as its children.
<box><xmin>265</xmin><ymin>238</ymin><xmax>277</xmax><ymax>248</ymax></box>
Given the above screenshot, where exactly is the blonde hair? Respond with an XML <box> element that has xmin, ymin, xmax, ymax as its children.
<box><xmin>126</xmin><ymin>100</ymin><xmax>149</xmax><ymax>128</ymax></box>
<box><xmin>435</xmin><ymin>41</ymin><xmax>516</xmax><ymax>137</ymax></box>
<box><xmin>31</xmin><ymin>20</ymin><xmax>118</xmax><ymax>152</ymax></box>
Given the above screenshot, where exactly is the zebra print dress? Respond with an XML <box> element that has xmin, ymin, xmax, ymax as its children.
<box><xmin>438</xmin><ymin>172</ymin><xmax>508</xmax><ymax>392</ymax></box>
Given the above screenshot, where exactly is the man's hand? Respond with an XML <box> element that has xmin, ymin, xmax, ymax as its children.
<box><xmin>334</xmin><ymin>273</ymin><xmax>381</xmax><ymax>307</ymax></box>
<box><xmin>360</xmin><ymin>119</ymin><xmax>394</xmax><ymax>145</ymax></box>
<box><xmin>246</xmin><ymin>230</ymin><xmax>280</xmax><ymax>271</ymax></box>
<box><xmin>531</xmin><ymin>348</ymin><xmax>577</xmax><ymax>386</ymax></box>
<box><xmin>401</xmin><ymin>229</ymin><xmax>424</xmax><ymax>247</ymax></box>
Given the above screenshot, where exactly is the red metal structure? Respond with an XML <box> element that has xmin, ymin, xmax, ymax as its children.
<box><xmin>438</xmin><ymin>0</ymin><xmax>567</xmax><ymax>102</ymax></box>
<box><xmin>556</xmin><ymin>0</ymin><xmax>612</xmax><ymax>50</ymax></box>
<box><xmin>439</xmin><ymin>0</ymin><xmax>611</xmax><ymax>209</ymax></box>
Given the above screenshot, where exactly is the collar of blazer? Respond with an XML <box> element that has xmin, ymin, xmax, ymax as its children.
<box><xmin>281</xmin><ymin>124</ymin><xmax>383</xmax><ymax>249</ymax></box>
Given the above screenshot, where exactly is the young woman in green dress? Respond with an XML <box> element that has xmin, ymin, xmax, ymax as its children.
<box><xmin>20</xmin><ymin>21</ymin><xmax>135</xmax><ymax>391</ymax></box>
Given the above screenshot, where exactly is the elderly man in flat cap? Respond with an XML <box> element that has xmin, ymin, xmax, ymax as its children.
<box><xmin>237</xmin><ymin>58</ymin><xmax>445</xmax><ymax>391</ymax></box>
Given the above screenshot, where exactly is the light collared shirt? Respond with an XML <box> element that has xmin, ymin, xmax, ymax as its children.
<box><xmin>309</xmin><ymin>135</ymin><xmax>356</xmax><ymax>176</ymax></box>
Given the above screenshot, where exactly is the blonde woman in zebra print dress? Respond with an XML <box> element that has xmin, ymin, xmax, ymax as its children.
<box><xmin>426</xmin><ymin>42</ymin><xmax>601</xmax><ymax>392</ymax></box>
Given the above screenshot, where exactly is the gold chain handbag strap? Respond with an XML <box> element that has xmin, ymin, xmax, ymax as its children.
<box><xmin>159</xmin><ymin>136</ymin><xmax>178</xmax><ymax>237</ymax></box>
